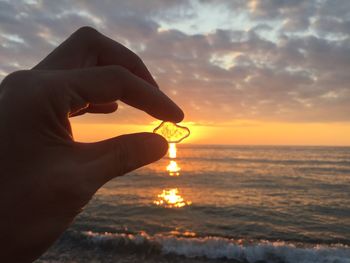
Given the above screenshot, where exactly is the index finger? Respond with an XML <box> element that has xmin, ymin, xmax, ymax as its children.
<box><xmin>33</xmin><ymin>27</ymin><xmax>159</xmax><ymax>88</ymax></box>
<box><xmin>50</xmin><ymin>66</ymin><xmax>184</xmax><ymax>122</ymax></box>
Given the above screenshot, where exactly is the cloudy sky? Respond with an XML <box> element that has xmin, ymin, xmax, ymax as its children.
<box><xmin>1</xmin><ymin>0</ymin><xmax>350</xmax><ymax>145</ymax></box>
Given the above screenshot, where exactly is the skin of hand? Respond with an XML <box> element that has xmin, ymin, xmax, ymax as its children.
<box><xmin>0</xmin><ymin>27</ymin><xmax>184</xmax><ymax>262</ymax></box>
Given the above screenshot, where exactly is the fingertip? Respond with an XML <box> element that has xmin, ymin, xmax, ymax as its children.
<box><xmin>163</xmin><ymin>105</ymin><xmax>184</xmax><ymax>123</ymax></box>
<box><xmin>80</xmin><ymin>132</ymin><xmax>169</xmax><ymax>187</ymax></box>
<box><xmin>158</xmin><ymin>90</ymin><xmax>185</xmax><ymax>123</ymax></box>
<box><xmin>120</xmin><ymin>132</ymin><xmax>168</xmax><ymax>169</ymax></box>
<box><xmin>146</xmin><ymin>133</ymin><xmax>168</xmax><ymax>159</ymax></box>
<box><xmin>110</xmin><ymin>102</ymin><xmax>119</xmax><ymax>112</ymax></box>
<box><xmin>173</xmin><ymin>107</ymin><xmax>185</xmax><ymax>123</ymax></box>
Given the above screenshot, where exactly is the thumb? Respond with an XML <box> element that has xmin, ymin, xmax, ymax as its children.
<box><xmin>78</xmin><ymin>132</ymin><xmax>168</xmax><ymax>188</ymax></box>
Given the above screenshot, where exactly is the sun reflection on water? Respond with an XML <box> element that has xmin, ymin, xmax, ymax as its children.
<box><xmin>154</xmin><ymin>143</ymin><xmax>192</xmax><ymax>208</ymax></box>
<box><xmin>168</xmin><ymin>143</ymin><xmax>177</xmax><ymax>158</ymax></box>
<box><xmin>166</xmin><ymin>160</ymin><xmax>180</xmax><ymax>176</ymax></box>
<box><xmin>153</xmin><ymin>188</ymin><xmax>192</xmax><ymax>208</ymax></box>
<box><xmin>166</xmin><ymin>143</ymin><xmax>181</xmax><ymax>176</ymax></box>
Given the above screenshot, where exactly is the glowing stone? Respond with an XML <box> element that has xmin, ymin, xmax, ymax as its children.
<box><xmin>153</xmin><ymin>122</ymin><xmax>190</xmax><ymax>143</ymax></box>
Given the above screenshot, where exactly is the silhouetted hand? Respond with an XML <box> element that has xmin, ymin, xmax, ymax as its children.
<box><xmin>0</xmin><ymin>27</ymin><xmax>183</xmax><ymax>262</ymax></box>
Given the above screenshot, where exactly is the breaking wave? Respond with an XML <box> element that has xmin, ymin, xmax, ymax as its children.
<box><xmin>75</xmin><ymin>231</ymin><xmax>350</xmax><ymax>263</ymax></box>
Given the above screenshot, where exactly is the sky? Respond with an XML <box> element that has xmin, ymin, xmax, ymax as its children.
<box><xmin>1</xmin><ymin>0</ymin><xmax>350</xmax><ymax>145</ymax></box>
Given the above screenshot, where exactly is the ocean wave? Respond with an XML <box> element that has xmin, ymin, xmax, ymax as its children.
<box><xmin>80</xmin><ymin>231</ymin><xmax>350</xmax><ymax>263</ymax></box>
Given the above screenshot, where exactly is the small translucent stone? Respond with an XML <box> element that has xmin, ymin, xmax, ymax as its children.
<box><xmin>153</xmin><ymin>121</ymin><xmax>190</xmax><ymax>143</ymax></box>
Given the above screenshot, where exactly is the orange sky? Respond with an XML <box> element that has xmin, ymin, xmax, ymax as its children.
<box><xmin>71</xmin><ymin>119</ymin><xmax>350</xmax><ymax>146</ymax></box>
<box><xmin>1</xmin><ymin>1</ymin><xmax>350</xmax><ymax>146</ymax></box>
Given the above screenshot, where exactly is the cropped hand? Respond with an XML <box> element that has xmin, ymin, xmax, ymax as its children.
<box><xmin>0</xmin><ymin>27</ymin><xmax>183</xmax><ymax>262</ymax></box>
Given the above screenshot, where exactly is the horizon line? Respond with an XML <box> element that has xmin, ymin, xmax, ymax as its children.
<box><xmin>179</xmin><ymin>143</ymin><xmax>350</xmax><ymax>147</ymax></box>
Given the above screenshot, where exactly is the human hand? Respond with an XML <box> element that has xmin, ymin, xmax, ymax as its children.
<box><xmin>0</xmin><ymin>27</ymin><xmax>183</xmax><ymax>262</ymax></box>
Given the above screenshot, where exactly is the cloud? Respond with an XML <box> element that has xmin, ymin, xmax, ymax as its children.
<box><xmin>0</xmin><ymin>0</ymin><xmax>349</xmax><ymax>124</ymax></box>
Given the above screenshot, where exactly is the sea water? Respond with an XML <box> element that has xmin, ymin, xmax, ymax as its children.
<box><xmin>39</xmin><ymin>145</ymin><xmax>350</xmax><ymax>262</ymax></box>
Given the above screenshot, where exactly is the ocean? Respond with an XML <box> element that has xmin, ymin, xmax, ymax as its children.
<box><xmin>38</xmin><ymin>145</ymin><xmax>350</xmax><ymax>263</ymax></box>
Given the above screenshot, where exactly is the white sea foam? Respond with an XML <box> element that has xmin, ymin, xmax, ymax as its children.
<box><xmin>83</xmin><ymin>231</ymin><xmax>350</xmax><ymax>263</ymax></box>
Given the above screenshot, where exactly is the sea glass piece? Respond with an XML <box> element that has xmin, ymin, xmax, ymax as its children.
<box><xmin>153</xmin><ymin>121</ymin><xmax>190</xmax><ymax>143</ymax></box>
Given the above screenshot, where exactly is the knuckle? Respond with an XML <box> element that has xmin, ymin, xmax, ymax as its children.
<box><xmin>0</xmin><ymin>70</ymin><xmax>37</xmax><ymax>99</ymax></box>
<box><xmin>24</xmin><ymin>71</ymin><xmax>54</xmax><ymax>99</ymax></box>
<box><xmin>2</xmin><ymin>70</ymin><xmax>32</xmax><ymax>87</ymax></box>
<box><xmin>73</xmin><ymin>26</ymin><xmax>100</xmax><ymax>43</ymax></box>
<box><xmin>1</xmin><ymin>70</ymin><xmax>62</xmax><ymax>114</ymax></box>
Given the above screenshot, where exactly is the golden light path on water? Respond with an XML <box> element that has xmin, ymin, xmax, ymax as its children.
<box><xmin>154</xmin><ymin>143</ymin><xmax>192</xmax><ymax>208</ymax></box>
<box><xmin>168</xmin><ymin>143</ymin><xmax>177</xmax><ymax>159</ymax></box>
<box><xmin>166</xmin><ymin>160</ymin><xmax>181</xmax><ymax>176</ymax></box>
<box><xmin>166</xmin><ymin>143</ymin><xmax>180</xmax><ymax>176</ymax></box>
<box><xmin>153</xmin><ymin>188</ymin><xmax>192</xmax><ymax>208</ymax></box>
